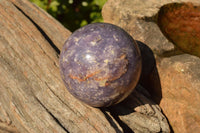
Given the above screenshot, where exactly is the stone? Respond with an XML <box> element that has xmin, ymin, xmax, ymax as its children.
<box><xmin>157</xmin><ymin>2</ymin><xmax>200</xmax><ymax>58</ymax></box>
<box><xmin>59</xmin><ymin>23</ymin><xmax>142</xmax><ymax>107</ymax></box>
<box><xmin>102</xmin><ymin>0</ymin><xmax>200</xmax><ymax>132</ymax></box>
<box><xmin>158</xmin><ymin>54</ymin><xmax>200</xmax><ymax>132</ymax></box>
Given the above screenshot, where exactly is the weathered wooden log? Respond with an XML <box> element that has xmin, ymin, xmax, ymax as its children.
<box><xmin>0</xmin><ymin>0</ymin><xmax>170</xmax><ymax>132</ymax></box>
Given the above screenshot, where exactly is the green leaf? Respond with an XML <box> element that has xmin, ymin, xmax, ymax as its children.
<box><xmin>80</xmin><ymin>20</ymin><xmax>88</xmax><ymax>27</ymax></box>
<box><xmin>49</xmin><ymin>1</ymin><xmax>60</xmax><ymax>12</ymax></box>
<box><xmin>30</xmin><ymin>0</ymin><xmax>48</xmax><ymax>10</ymax></box>
<box><xmin>94</xmin><ymin>0</ymin><xmax>107</xmax><ymax>8</ymax></box>
<box><xmin>29</xmin><ymin>0</ymin><xmax>107</xmax><ymax>31</ymax></box>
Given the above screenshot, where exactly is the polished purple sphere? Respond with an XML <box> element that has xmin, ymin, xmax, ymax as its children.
<box><xmin>59</xmin><ymin>23</ymin><xmax>141</xmax><ymax>107</ymax></box>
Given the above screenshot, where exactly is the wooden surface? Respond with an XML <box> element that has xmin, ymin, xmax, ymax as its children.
<box><xmin>0</xmin><ymin>0</ymin><xmax>170</xmax><ymax>132</ymax></box>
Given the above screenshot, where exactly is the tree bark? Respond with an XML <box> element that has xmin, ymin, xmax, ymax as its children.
<box><xmin>0</xmin><ymin>0</ymin><xmax>170</xmax><ymax>132</ymax></box>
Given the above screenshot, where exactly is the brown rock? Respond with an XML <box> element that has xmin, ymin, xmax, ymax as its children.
<box><xmin>158</xmin><ymin>55</ymin><xmax>200</xmax><ymax>132</ymax></box>
<box><xmin>158</xmin><ymin>2</ymin><xmax>200</xmax><ymax>58</ymax></box>
<box><xmin>103</xmin><ymin>0</ymin><xmax>200</xmax><ymax>132</ymax></box>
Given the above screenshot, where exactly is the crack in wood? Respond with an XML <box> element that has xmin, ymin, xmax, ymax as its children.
<box><xmin>0</xmin><ymin>122</ymin><xmax>18</xmax><ymax>133</ymax></box>
<box><xmin>108</xmin><ymin>110</ymin><xmax>134</xmax><ymax>133</ymax></box>
<box><xmin>13</xmin><ymin>4</ymin><xmax>60</xmax><ymax>55</ymax></box>
<box><xmin>44</xmin><ymin>83</ymin><xmax>103</xmax><ymax>133</ymax></box>
<box><xmin>34</xmin><ymin>95</ymin><xmax>69</xmax><ymax>133</ymax></box>
<box><xmin>100</xmin><ymin>108</ymin><xmax>123</xmax><ymax>133</ymax></box>
<box><xmin>42</xmin><ymin>78</ymin><xmax>104</xmax><ymax>132</ymax></box>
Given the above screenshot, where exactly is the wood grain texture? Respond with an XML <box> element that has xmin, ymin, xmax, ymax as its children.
<box><xmin>0</xmin><ymin>0</ymin><xmax>170</xmax><ymax>132</ymax></box>
<box><xmin>10</xmin><ymin>0</ymin><xmax>71</xmax><ymax>50</ymax></box>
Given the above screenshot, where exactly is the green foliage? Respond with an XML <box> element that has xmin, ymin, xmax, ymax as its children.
<box><xmin>29</xmin><ymin>0</ymin><xmax>107</xmax><ymax>31</ymax></box>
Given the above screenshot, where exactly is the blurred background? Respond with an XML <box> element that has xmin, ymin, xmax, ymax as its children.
<box><xmin>29</xmin><ymin>0</ymin><xmax>107</xmax><ymax>32</ymax></box>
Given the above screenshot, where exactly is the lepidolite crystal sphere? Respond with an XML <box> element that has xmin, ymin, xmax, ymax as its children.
<box><xmin>59</xmin><ymin>23</ymin><xmax>141</xmax><ymax>107</ymax></box>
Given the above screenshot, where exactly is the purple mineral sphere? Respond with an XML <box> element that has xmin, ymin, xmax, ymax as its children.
<box><xmin>59</xmin><ymin>23</ymin><xmax>141</xmax><ymax>107</ymax></box>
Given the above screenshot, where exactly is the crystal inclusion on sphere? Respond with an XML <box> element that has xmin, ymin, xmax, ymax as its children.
<box><xmin>59</xmin><ymin>23</ymin><xmax>141</xmax><ymax>107</ymax></box>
